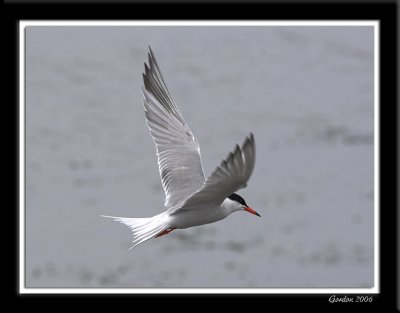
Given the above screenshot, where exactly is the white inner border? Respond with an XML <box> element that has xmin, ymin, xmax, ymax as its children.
<box><xmin>19</xmin><ymin>20</ymin><xmax>380</xmax><ymax>294</ymax></box>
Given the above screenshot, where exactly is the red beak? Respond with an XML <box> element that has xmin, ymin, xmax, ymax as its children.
<box><xmin>244</xmin><ymin>207</ymin><xmax>261</xmax><ymax>217</ymax></box>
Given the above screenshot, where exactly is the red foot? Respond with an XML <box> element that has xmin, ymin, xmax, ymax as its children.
<box><xmin>155</xmin><ymin>228</ymin><xmax>176</xmax><ymax>238</ymax></box>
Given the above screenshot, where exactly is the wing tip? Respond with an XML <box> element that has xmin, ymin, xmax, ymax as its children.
<box><xmin>148</xmin><ymin>45</ymin><xmax>154</xmax><ymax>57</ymax></box>
<box><xmin>250</xmin><ymin>132</ymin><xmax>255</xmax><ymax>148</ymax></box>
<box><xmin>244</xmin><ymin>132</ymin><xmax>255</xmax><ymax>150</ymax></box>
<box><xmin>247</xmin><ymin>132</ymin><xmax>254</xmax><ymax>143</ymax></box>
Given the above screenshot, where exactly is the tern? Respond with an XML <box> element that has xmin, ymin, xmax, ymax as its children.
<box><xmin>102</xmin><ymin>47</ymin><xmax>260</xmax><ymax>249</ymax></box>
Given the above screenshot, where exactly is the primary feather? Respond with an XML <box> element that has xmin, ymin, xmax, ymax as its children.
<box><xmin>175</xmin><ymin>133</ymin><xmax>255</xmax><ymax>213</ymax></box>
<box><xmin>143</xmin><ymin>47</ymin><xmax>206</xmax><ymax>209</ymax></box>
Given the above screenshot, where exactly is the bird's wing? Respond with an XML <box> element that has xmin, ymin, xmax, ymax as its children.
<box><xmin>171</xmin><ymin>133</ymin><xmax>255</xmax><ymax>213</ymax></box>
<box><xmin>142</xmin><ymin>47</ymin><xmax>206</xmax><ymax>208</ymax></box>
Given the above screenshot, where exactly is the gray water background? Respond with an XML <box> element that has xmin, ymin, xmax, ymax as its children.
<box><xmin>25</xmin><ymin>26</ymin><xmax>375</xmax><ymax>288</ymax></box>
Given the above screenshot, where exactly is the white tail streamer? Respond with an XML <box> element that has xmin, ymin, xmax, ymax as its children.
<box><xmin>101</xmin><ymin>213</ymin><xmax>169</xmax><ymax>249</ymax></box>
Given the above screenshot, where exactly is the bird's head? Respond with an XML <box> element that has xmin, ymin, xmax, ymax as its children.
<box><xmin>227</xmin><ymin>193</ymin><xmax>261</xmax><ymax>217</ymax></box>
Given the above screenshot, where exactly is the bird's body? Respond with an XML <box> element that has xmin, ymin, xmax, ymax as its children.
<box><xmin>170</xmin><ymin>199</ymin><xmax>233</xmax><ymax>229</ymax></box>
<box><xmin>102</xmin><ymin>47</ymin><xmax>260</xmax><ymax>249</ymax></box>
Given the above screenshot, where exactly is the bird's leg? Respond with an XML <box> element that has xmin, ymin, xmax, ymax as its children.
<box><xmin>154</xmin><ymin>228</ymin><xmax>176</xmax><ymax>238</ymax></box>
<box><xmin>155</xmin><ymin>228</ymin><xmax>176</xmax><ymax>238</ymax></box>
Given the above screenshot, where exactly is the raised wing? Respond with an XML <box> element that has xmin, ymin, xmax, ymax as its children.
<box><xmin>173</xmin><ymin>133</ymin><xmax>255</xmax><ymax>213</ymax></box>
<box><xmin>142</xmin><ymin>47</ymin><xmax>206</xmax><ymax>208</ymax></box>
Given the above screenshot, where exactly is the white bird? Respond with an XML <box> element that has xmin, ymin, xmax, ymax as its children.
<box><xmin>102</xmin><ymin>47</ymin><xmax>260</xmax><ymax>249</ymax></box>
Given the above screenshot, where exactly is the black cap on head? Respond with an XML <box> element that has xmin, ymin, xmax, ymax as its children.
<box><xmin>228</xmin><ymin>193</ymin><xmax>248</xmax><ymax>207</ymax></box>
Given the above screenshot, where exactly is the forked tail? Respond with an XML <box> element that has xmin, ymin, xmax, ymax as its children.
<box><xmin>101</xmin><ymin>213</ymin><xmax>169</xmax><ymax>249</ymax></box>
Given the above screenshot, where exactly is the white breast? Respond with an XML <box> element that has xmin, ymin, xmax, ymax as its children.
<box><xmin>170</xmin><ymin>205</ymin><xmax>230</xmax><ymax>229</ymax></box>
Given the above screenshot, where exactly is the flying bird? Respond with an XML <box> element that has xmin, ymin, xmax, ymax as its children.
<box><xmin>102</xmin><ymin>47</ymin><xmax>259</xmax><ymax>249</ymax></box>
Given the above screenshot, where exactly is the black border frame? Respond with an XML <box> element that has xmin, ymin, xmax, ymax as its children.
<box><xmin>6</xmin><ymin>1</ymin><xmax>397</xmax><ymax>311</ymax></box>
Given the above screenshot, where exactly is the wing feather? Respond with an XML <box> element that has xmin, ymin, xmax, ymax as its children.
<box><xmin>173</xmin><ymin>133</ymin><xmax>256</xmax><ymax>212</ymax></box>
<box><xmin>142</xmin><ymin>47</ymin><xmax>206</xmax><ymax>208</ymax></box>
